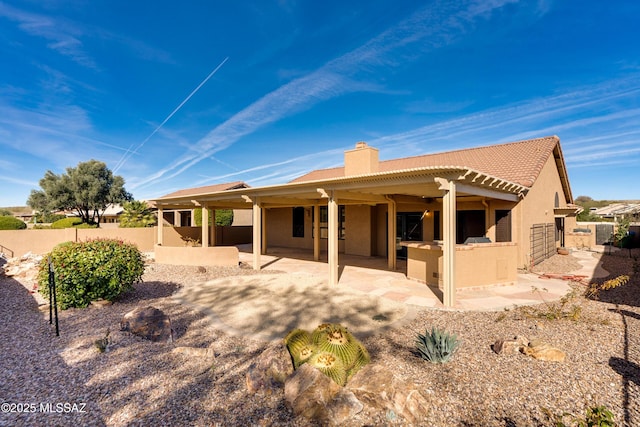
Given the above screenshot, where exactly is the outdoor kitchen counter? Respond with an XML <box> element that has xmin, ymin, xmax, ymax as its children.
<box><xmin>400</xmin><ymin>241</ymin><xmax>518</xmax><ymax>289</ymax></box>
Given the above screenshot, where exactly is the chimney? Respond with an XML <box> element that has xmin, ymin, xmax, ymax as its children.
<box><xmin>344</xmin><ymin>141</ymin><xmax>379</xmax><ymax>176</ymax></box>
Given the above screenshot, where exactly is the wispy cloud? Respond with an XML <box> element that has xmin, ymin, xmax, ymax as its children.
<box><xmin>132</xmin><ymin>0</ymin><xmax>520</xmax><ymax>191</ymax></box>
<box><xmin>0</xmin><ymin>1</ymin><xmax>96</xmax><ymax>68</ymax></box>
<box><xmin>0</xmin><ymin>2</ymin><xmax>174</xmax><ymax>70</ymax></box>
<box><xmin>190</xmin><ymin>73</ymin><xmax>640</xmax><ymax>190</ymax></box>
<box><xmin>113</xmin><ymin>57</ymin><xmax>230</xmax><ymax>173</ymax></box>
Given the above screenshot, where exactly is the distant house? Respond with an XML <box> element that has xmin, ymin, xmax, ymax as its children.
<box><xmin>98</xmin><ymin>204</ymin><xmax>125</xmax><ymax>224</ymax></box>
<box><xmin>592</xmin><ymin>203</ymin><xmax>640</xmax><ymax>222</ymax></box>
<box><xmin>152</xmin><ymin>136</ymin><xmax>579</xmax><ymax>306</ymax></box>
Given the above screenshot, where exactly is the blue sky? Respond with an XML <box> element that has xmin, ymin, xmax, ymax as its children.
<box><xmin>1</xmin><ymin>0</ymin><xmax>639</xmax><ymax>207</ymax></box>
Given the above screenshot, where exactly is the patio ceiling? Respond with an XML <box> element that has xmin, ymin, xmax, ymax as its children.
<box><xmin>153</xmin><ymin>166</ymin><xmax>529</xmax><ymax>210</ymax></box>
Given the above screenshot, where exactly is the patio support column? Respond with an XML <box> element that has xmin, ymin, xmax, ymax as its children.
<box><xmin>437</xmin><ymin>178</ymin><xmax>457</xmax><ymax>307</ymax></box>
<box><xmin>313</xmin><ymin>204</ymin><xmax>320</xmax><ymax>261</ymax></box>
<box><xmin>157</xmin><ymin>207</ymin><xmax>164</xmax><ymax>245</ymax></box>
<box><xmin>201</xmin><ymin>206</ymin><xmax>209</xmax><ymax>248</ymax></box>
<box><xmin>252</xmin><ymin>198</ymin><xmax>261</xmax><ymax>270</ymax></box>
<box><xmin>386</xmin><ymin>196</ymin><xmax>397</xmax><ymax>270</ymax></box>
<box><xmin>328</xmin><ymin>192</ymin><xmax>339</xmax><ymax>285</ymax></box>
<box><xmin>261</xmin><ymin>207</ymin><xmax>267</xmax><ymax>254</ymax></box>
<box><xmin>173</xmin><ymin>210</ymin><xmax>181</xmax><ymax>226</ymax></box>
<box><xmin>211</xmin><ymin>209</ymin><xmax>217</xmax><ymax>246</ymax></box>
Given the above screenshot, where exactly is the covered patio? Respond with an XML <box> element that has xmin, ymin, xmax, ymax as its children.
<box><xmin>154</xmin><ymin>164</ymin><xmax>526</xmax><ymax>307</ymax></box>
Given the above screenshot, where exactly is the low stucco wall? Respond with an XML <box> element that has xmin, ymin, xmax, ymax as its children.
<box><xmin>1</xmin><ymin>226</ymin><xmax>250</xmax><ymax>260</ymax></box>
<box><xmin>163</xmin><ymin>226</ymin><xmax>252</xmax><ymax>247</ymax></box>
<box><xmin>154</xmin><ymin>244</ymin><xmax>239</xmax><ymax>267</ymax></box>
<box><xmin>0</xmin><ymin>227</ymin><xmax>155</xmax><ymax>258</ymax></box>
<box><xmin>565</xmin><ymin>231</ymin><xmax>596</xmax><ymax>250</ymax></box>
<box><xmin>404</xmin><ymin>241</ymin><xmax>518</xmax><ymax>289</ymax></box>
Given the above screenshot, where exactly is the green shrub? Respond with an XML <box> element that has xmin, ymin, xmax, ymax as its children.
<box><xmin>37</xmin><ymin>238</ymin><xmax>144</xmax><ymax>309</ymax></box>
<box><xmin>50</xmin><ymin>217</ymin><xmax>98</xmax><ymax>229</ymax></box>
<box><xmin>0</xmin><ymin>215</ymin><xmax>27</xmax><ymax>230</ymax></box>
<box><xmin>194</xmin><ymin>208</ymin><xmax>234</xmax><ymax>227</ymax></box>
<box><xmin>543</xmin><ymin>404</ymin><xmax>616</xmax><ymax>427</ymax></box>
<box><xmin>415</xmin><ymin>327</ymin><xmax>460</xmax><ymax>363</ymax></box>
<box><xmin>34</xmin><ymin>212</ymin><xmax>65</xmax><ymax>223</ymax></box>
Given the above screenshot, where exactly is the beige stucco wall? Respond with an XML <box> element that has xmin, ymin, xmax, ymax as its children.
<box><xmin>264</xmin><ymin>207</ymin><xmax>347</xmax><ymax>253</ymax></box>
<box><xmin>0</xmin><ymin>227</ymin><xmax>156</xmax><ymax>258</ymax></box>
<box><xmin>265</xmin><ymin>207</ymin><xmax>311</xmax><ymax>250</ymax></box>
<box><xmin>232</xmin><ymin>209</ymin><xmax>253</xmax><ymax>226</ymax></box>
<box><xmin>513</xmin><ymin>155</ymin><xmax>568</xmax><ymax>267</ymax></box>
<box><xmin>565</xmin><ymin>231</ymin><xmax>596</xmax><ymax>249</ymax></box>
<box><xmin>0</xmin><ymin>225</ymin><xmax>250</xmax><ymax>259</ymax></box>
<box><xmin>162</xmin><ymin>225</ymin><xmax>252</xmax><ymax>247</ymax></box>
<box><xmin>345</xmin><ymin>205</ymin><xmax>373</xmax><ymax>256</ymax></box>
<box><xmin>405</xmin><ymin>242</ymin><xmax>517</xmax><ymax>289</ymax></box>
<box><xmin>154</xmin><ymin>244</ymin><xmax>238</xmax><ymax>267</ymax></box>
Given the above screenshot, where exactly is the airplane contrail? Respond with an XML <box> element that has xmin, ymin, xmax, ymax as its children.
<box><xmin>113</xmin><ymin>56</ymin><xmax>229</xmax><ymax>173</ymax></box>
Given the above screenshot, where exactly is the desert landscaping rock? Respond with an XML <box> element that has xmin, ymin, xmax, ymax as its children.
<box><xmin>120</xmin><ymin>306</ymin><xmax>174</xmax><ymax>343</ymax></box>
<box><xmin>246</xmin><ymin>345</ymin><xmax>294</xmax><ymax>395</ymax></box>
<box><xmin>284</xmin><ymin>363</ymin><xmax>342</xmax><ymax>420</ymax></box>
<box><xmin>491</xmin><ymin>335</ymin><xmax>529</xmax><ymax>355</ymax></box>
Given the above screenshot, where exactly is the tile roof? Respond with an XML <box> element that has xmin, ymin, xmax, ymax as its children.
<box><xmin>160</xmin><ymin>181</ymin><xmax>249</xmax><ymax>199</ymax></box>
<box><xmin>290</xmin><ymin>136</ymin><xmax>560</xmax><ymax>188</ymax></box>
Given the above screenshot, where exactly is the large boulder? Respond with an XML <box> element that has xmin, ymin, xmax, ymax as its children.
<box><xmin>322</xmin><ymin>388</ymin><xmax>364</xmax><ymax>425</ymax></box>
<box><xmin>347</xmin><ymin>364</ymin><xmax>431</xmax><ymax>425</ymax></box>
<box><xmin>246</xmin><ymin>344</ymin><xmax>294</xmax><ymax>395</ymax></box>
<box><xmin>284</xmin><ymin>364</ymin><xmax>342</xmax><ymax>420</ymax></box>
<box><xmin>120</xmin><ymin>306</ymin><xmax>173</xmax><ymax>343</ymax></box>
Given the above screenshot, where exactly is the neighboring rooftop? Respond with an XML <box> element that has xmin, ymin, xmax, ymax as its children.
<box><xmin>160</xmin><ymin>181</ymin><xmax>249</xmax><ymax>199</ymax></box>
<box><xmin>592</xmin><ymin>203</ymin><xmax>640</xmax><ymax>217</ymax></box>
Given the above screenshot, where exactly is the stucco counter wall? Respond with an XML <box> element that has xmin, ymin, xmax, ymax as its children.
<box><xmin>402</xmin><ymin>241</ymin><xmax>518</xmax><ymax>289</ymax></box>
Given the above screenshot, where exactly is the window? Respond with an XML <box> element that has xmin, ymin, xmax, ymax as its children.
<box><xmin>433</xmin><ymin>210</ymin><xmax>441</xmax><ymax>241</ymax></box>
<box><xmin>456</xmin><ymin>210</ymin><xmax>486</xmax><ymax>244</ymax></box>
<box><xmin>314</xmin><ymin>205</ymin><xmax>345</xmax><ymax>239</ymax></box>
<box><xmin>495</xmin><ymin>210</ymin><xmax>512</xmax><ymax>242</ymax></box>
<box><xmin>292</xmin><ymin>207</ymin><xmax>305</xmax><ymax>238</ymax></box>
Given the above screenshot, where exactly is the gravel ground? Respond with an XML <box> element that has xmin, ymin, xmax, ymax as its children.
<box><xmin>1</xmin><ymin>250</ymin><xmax>639</xmax><ymax>427</ymax></box>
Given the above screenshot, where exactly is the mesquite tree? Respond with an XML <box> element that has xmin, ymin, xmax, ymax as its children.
<box><xmin>27</xmin><ymin>160</ymin><xmax>132</xmax><ymax>224</ymax></box>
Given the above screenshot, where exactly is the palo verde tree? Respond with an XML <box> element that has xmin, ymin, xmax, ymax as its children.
<box><xmin>27</xmin><ymin>160</ymin><xmax>132</xmax><ymax>224</ymax></box>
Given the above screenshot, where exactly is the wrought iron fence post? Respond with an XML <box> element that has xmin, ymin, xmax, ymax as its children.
<box><xmin>48</xmin><ymin>256</ymin><xmax>59</xmax><ymax>337</ymax></box>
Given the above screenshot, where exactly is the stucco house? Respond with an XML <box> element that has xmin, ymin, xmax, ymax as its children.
<box><xmin>152</xmin><ymin>136</ymin><xmax>578</xmax><ymax>306</ymax></box>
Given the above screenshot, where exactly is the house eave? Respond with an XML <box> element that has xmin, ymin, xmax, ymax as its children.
<box><xmin>152</xmin><ymin>166</ymin><xmax>529</xmax><ymax>208</ymax></box>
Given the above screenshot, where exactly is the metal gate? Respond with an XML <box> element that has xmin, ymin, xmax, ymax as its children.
<box><xmin>530</xmin><ymin>223</ymin><xmax>556</xmax><ymax>266</ymax></box>
<box><xmin>595</xmin><ymin>223</ymin><xmax>614</xmax><ymax>245</ymax></box>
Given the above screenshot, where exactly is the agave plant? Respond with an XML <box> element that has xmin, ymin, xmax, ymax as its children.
<box><xmin>415</xmin><ymin>327</ymin><xmax>460</xmax><ymax>363</ymax></box>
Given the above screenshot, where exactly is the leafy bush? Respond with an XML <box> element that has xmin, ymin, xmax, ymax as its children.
<box><xmin>415</xmin><ymin>327</ymin><xmax>460</xmax><ymax>363</ymax></box>
<box><xmin>34</xmin><ymin>212</ymin><xmax>65</xmax><ymax>223</ymax></box>
<box><xmin>38</xmin><ymin>238</ymin><xmax>144</xmax><ymax>309</ymax></box>
<box><xmin>194</xmin><ymin>208</ymin><xmax>234</xmax><ymax>227</ymax></box>
<box><xmin>50</xmin><ymin>217</ymin><xmax>98</xmax><ymax>229</ymax></box>
<box><xmin>543</xmin><ymin>404</ymin><xmax>616</xmax><ymax>427</ymax></box>
<box><xmin>0</xmin><ymin>215</ymin><xmax>27</xmax><ymax>230</ymax></box>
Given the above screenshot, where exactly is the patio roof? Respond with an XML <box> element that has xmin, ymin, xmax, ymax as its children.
<box><xmin>152</xmin><ymin>136</ymin><xmax>569</xmax><ymax>210</ymax></box>
<box><xmin>153</xmin><ymin>166</ymin><xmax>528</xmax><ymax>210</ymax></box>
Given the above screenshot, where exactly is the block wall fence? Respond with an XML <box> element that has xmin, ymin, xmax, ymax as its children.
<box><xmin>0</xmin><ymin>226</ymin><xmax>252</xmax><ymax>258</ymax></box>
